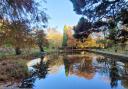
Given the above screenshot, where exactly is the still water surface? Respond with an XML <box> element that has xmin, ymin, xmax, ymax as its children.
<box><xmin>20</xmin><ymin>52</ymin><xmax>128</xmax><ymax>89</ymax></box>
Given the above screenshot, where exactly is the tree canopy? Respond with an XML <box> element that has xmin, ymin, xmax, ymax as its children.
<box><xmin>0</xmin><ymin>0</ymin><xmax>48</xmax><ymax>28</ymax></box>
<box><xmin>70</xmin><ymin>0</ymin><xmax>128</xmax><ymax>43</ymax></box>
<box><xmin>70</xmin><ymin>0</ymin><xmax>128</xmax><ymax>21</ymax></box>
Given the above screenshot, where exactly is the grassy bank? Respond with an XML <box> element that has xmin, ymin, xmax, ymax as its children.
<box><xmin>0</xmin><ymin>49</ymin><xmax>41</xmax><ymax>84</ymax></box>
<box><xmin>0</xmin><ymin>59</ymin><xmax>30</xmax><ymax>83</ymax></box>
<box><xmin>0</xmin><ymin>48</ymin><xmax>39</xmax><ymax>59</ymax></box>
<box><xmin>87</xmin><ymin>49</ymin><xmax>128</xmax><ymax>60</ymax></box>
<box><xmin>0</xmin><ymin>48</ymin><xmax>59</xmax><ymax>83</ymax></box>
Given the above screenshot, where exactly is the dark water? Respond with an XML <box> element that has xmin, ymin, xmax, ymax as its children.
<box><xmin>20</xmin><ymin>52</ymin><xmax>128</xmax><ymax>89</ymax></box>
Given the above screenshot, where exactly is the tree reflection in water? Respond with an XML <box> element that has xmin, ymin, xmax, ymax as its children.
<box><xmin>109</xmin><ymin>60</ymin><xmax>119</xmax><ymax>88</ymax></box>
<box><xmin>63</xmin><ymin>55</ymin><xmax>96</xmax><ymax>80</ymax></box>
<box><xmin>63</xmin><ymin>54</ymin><xmax>128</xmax><ymax>89</ymax></box>
<box><xmin>96</xmin><ymin>57</ymin><xmax>128</xmax><ymax>88</ymax></box>
<box><xmin>19</xmin><ymin>53</ymin><xmax>128</xmax><ymax>89</ymax></box>
<box><xmin>63</xmin><ymin>55</ymin><xmax>70</xmax><ymax>77</ymax></box>
<box><xmin>19</xmin><ymin>56</ymin><xmax>49</xmax><ymax>88</ymax></box>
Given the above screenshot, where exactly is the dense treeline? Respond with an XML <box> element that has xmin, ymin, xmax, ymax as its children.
<box><xmin>0</xmin><ymin>0</ymin><xmax>48</xmax><ymax>55</ymax></box>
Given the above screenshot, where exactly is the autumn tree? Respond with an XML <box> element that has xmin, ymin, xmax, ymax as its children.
<box><xmin>47</xmin><ymin>28</ymin><xmax>63</xmax><ymax>49</ymax></box>
<box><xmin>0</xmin><ymin>0</ymin><xmax>48</xmax><ymax>55</ymax></box>
<box><xmin>0</xmin><ymin>20</ymin><xmax>35</xmax><ymax>55</ymax></box>
<box><xmin>62</xmin><ymin>25</ymin><xmax>77</xmax><ymax>48</ymax></box>
<box><xmin>75</xmin><ymin>35</ymin><xmax>99</xmax><ymax>48</ymax></box>
<box><xmin>35</xmin><ymin>30</ymin><xmax>48</xmax><ymax>52</ymax></box>
<box><xmin>66</xmin><ymin>28</ymin><xmax>76</xmax><ymax>47</ymax></box>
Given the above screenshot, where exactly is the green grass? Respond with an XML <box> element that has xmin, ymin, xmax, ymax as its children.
<box><xmin>0</xmin><ymin>48</ymin><xmax>40</xmax><ymax>59</ymax></box>
<box><xmin>0</xmin><ymin>51</ymin><xmax>15</xmax><ymax>57</ymax></box>
<box><xmin>95</xmin><ymin>45</ymin><xmax>128</xmax><ymax>55</ymax></box>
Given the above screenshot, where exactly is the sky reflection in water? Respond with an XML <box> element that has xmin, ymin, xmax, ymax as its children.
<box><xmin>21</xmin><ymin>52</ymin><xmax>128</xmax><ymax>89</ymax></box>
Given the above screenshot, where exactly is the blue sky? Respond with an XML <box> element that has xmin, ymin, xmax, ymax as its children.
<box><xmin>45</xmin><ymin>0</ymin><xmax>81</xmax><ymax>33</ymax></box>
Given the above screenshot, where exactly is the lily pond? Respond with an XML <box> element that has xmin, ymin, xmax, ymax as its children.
<box><xmin>20</xmin><ymin>52</ymin><xmax>128</xmax><ymax>89</ymax></box>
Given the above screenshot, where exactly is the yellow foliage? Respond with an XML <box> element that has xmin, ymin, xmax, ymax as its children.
<box><xmin>47</xmin><ymin>28</ymin><xmax>63</xmax><ymax>48</ymax></box>
<box><xmin>76</xmin><ymin>35</ymin><xmax>100</xmax><ymax>48</ymax></box>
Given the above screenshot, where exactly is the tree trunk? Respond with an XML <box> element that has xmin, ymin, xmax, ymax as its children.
<box><xmin>39</xmin><ymin>45</ymin><xmax>44</xmax><ymax>52</ymax></box>
<box><xmin>114</xmin><ymin>41</ymin><xmax>118</xmax><ymax>53</ymax></box>
<box><xmin>15</xmin><ymin>47</ymin><xmax>21</xmax><ymax>55</ymax></box>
